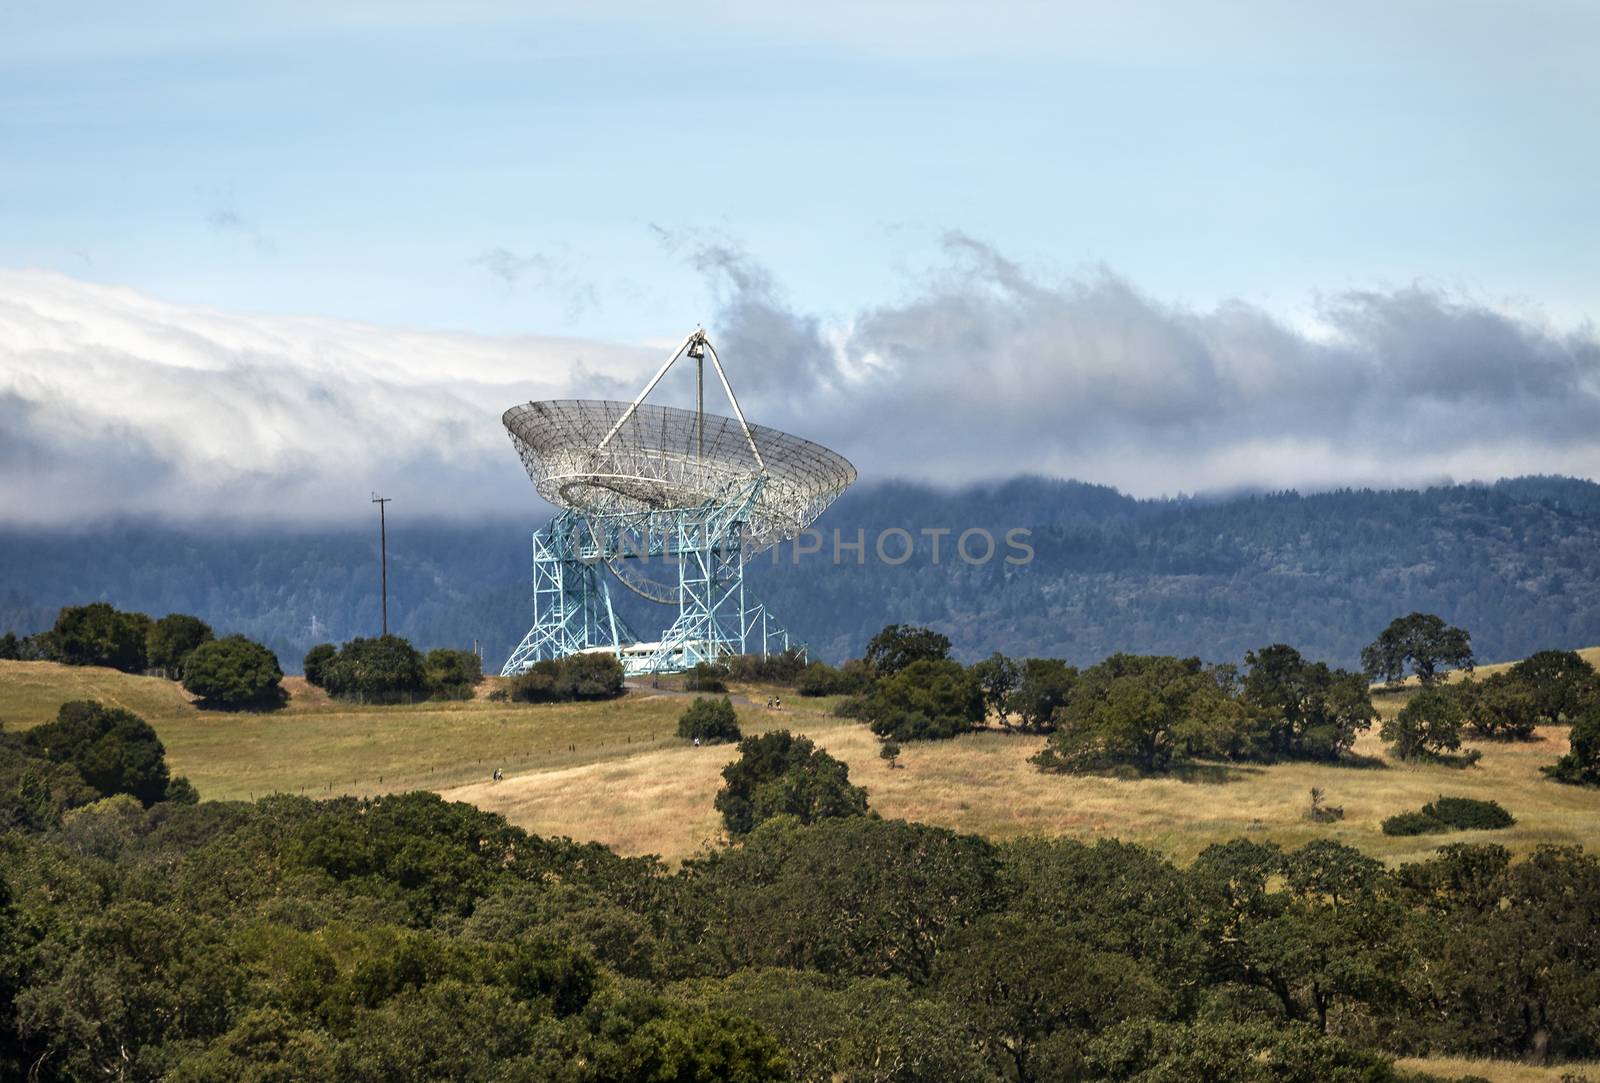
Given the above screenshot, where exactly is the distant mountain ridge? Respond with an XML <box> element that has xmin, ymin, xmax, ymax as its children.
<box><xmin>3</xmin><ymin>475</ymin><xmax>1599</xmax><ymax>674</ymax></box>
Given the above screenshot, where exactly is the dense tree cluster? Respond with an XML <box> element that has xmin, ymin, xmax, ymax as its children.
<box><xmin>1</xmin><ymin>701</ymin><xmax>195</xmax><ymax>826</ymax></box>
<box><xmin>46</xmin><ymin>602</ymin><xmax>152</xmax><ymax>671</ymax></box>
<box><xmin>1</xmin><ymin>604</ymin><xmax>293</xmax><ymax>711</ymax></box>
<box><xmin>21</xmin><ymin>602</ymin><xmax>224</xmax><ymax>678</ymax></box>
<box><xmin>794</xmin><ymin>658</ymin><xmax>874</xmax><ymax>697</ymax></box>
<box><xmin>1379</xmin><ymin>650</ymin><xmax>1600</xmax><ymax>752</ymax></box>
<box><xmin>720</xmin><ymin>649</ymin><xmax>808</xmax><ymax>684</ymax></box>
<box><xmin>308</xmin><ymin>635</ymin><xmax>427</xmax><ymax>703</ymax></box>
<box><xmin>817</xmin><ymin>624</ymin><xmax>1384</xmax><ymax>767</ymax></box>
<box><xmin>818</xmin><ymin>620</ymin><xmax>1596</xmax><ymax>778</ymax></box>
<box><xmin>1</xmin><ymin>630</ymin><xmax>63</xmax><ymax>661</ymax></box>
<box><xmin>1</xmin><ymin>778</ymin><xmax>1595</xmax><ymax>1081</ymax></box>
<box><xmin>306</xmin><ymin>636</ymin><xmax>485</xmax><ymax>704</ymax></box>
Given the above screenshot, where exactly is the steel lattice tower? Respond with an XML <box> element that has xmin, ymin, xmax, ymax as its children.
<box><xmin>499</xmin><ymin>329</ymin><xmax>853</xmax><ymax>677</ymax></box>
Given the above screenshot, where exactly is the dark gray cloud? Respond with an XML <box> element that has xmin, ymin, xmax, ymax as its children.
<box><xmin>679</xmin><ymin>234</ymin><xmax>1600</xmax><ymax>495</ymax></box>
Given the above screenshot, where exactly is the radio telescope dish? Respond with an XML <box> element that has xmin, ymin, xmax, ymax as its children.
<box><xmin>502</xmin><ymin>399</ymin><xmax>857</xmax><ymax>555</ymax></box>
<box><xmin>500</xmin><ymin>328</ymin><xmax>856</xmax><ymax>677</ymax></box>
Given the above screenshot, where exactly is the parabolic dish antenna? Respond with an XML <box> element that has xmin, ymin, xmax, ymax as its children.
<box><xmin>500</xmin><ymin>328</ymin><xmax>856</xmax><ymax>676</ymax></box>
<box><xmin>503</xmin><ymin>400</ymin><xmax>856</xmax><ymax>555</ymax></box>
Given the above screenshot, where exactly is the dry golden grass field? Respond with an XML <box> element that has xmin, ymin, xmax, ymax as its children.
<box><xmin>1398</xmin><ymin>1056</ymin><xmax>1599</xmax><ymax>1083</ymax></box>
<box><xmin>4</xmin><ymin>650</ymin><xmax>1599</xmax><ymax>868</ymax></box>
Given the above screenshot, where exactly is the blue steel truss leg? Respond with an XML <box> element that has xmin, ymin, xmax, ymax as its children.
<box><xmin>502</xmin><ymin>524</ymin><xmax>638</xmax><ymax>676</ymax></box>
<box><xmin>506</xmin><ymin>480</ymin><xmax>809</xmax><ymax>677</ymax></box>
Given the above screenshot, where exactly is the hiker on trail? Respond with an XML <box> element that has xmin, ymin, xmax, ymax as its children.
<box><xmin>774</xmin><ymin>695</ymin><xmax>781</xmax><ymax>710</ymax></box>
<box><xmin>492</xmin><ymin>767</ymin><xmax>503</xmax><ymax>783</ymax></box>
<box><xmin>693</xmin><ymin>737</ymin><xmax>701</xmax><ymax>747</ymax></box>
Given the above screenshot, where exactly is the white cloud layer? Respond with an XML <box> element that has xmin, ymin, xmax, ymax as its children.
<box><xmin>0</xmin><ymin>270</ymin><xmax>652</xmax><ymax>524</ymax></box>
<box><xmin>2</xmin><ymin>248</ymin><xmax>1599</xmax><ymax>526</ymax></box>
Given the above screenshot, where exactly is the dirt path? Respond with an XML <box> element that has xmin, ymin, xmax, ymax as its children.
<box><xmin>623</xmin><ymin>680</ymin><xmax>770</xmax><ymax>709</ymax></box>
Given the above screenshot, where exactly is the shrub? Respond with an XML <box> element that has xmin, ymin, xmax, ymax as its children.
<box><xmin>1382</xmin><ymin>810</ymin><xmax>1447</xmax><ymax>836</ymax></box>
<box><xmin>1424</xmin><ymin>795</ymin><xmax>1515</xmax><ymax>830</ymax></box>
<box><xmin>560</xmin><ymin>652</ymin><xmax>625</xmax><ymax>699</ymax></box>
<box><xmin>182</xmin><ymin>635</ymin><xmax>285</xmax><ymax>709</ymax></box>
<box><xmin>683</xmin><ymin>662</ymin><xmax>728</xmax><ymax>693</ymax></box>
<box><xmin>1382</xmin><ymin>796</ymin><xmax>1513</xmax><ymax>835</ymax></box>
<box><xmin>1306</xmin><ymin>787</ymin><xmax>1344</xmax><ymax>823</ymax></box>
<box><xmin>425</xmin><ymin>648</ymin><xmax>483</xmax><ymax>700</ymax></box>
<box><xmin>302</xmin><ymin>642</ymin><xmax>337</xmax><ymax>688</ymax></box>
<box><xmin>1545</xmin><ymin>702</ymin><xmax>1600</xmax><ymax>786</ymax></box>
<box><xmin>145</xmin><ymin>613</ymin><xmax>214</xmax><ymax>679</ymax></box>
<box><xmin>508</xmin><ymin>661</ymin><xmax>561</xmax><ymax>703</ymax></box>
<box><xmin>721</xmin><ymin>650</ymin><xmax>807</xmax><ymax>684</ymax></box>
<box><xmin>714</xmin><ymin>730</ymin><xmax>868</xmax><ymax>835</ymax></box>
<box><xmin>678</xmin><ymin>697</ymin><xmax>741</xmax><ymax>743</ymax></box>
<box><xmin>797</xmin><ymin>660</ymin><xmax>873</xmax><ymax>697</ymax></box>
<box><xmin>507</xmin><ymin>654</ymin><xmax>625</xmax><ymax>704</ymax></box>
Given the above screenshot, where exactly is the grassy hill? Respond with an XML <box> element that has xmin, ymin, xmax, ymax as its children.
<box><xmin>6</xmin><ymin>650</ymin><xmax>1599</xmax><ymax>865</ymax></box>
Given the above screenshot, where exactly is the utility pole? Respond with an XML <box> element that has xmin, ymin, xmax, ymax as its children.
<box><xmin>371</xmin><ymin>493</ymin><xmax>391</xmax><ymax>635</ymax></box>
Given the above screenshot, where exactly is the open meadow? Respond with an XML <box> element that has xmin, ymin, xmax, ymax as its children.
<box><xmin>5</xmin><ymin>650</ymin><xmax>1599</xmax><ymax>867</ymax></box>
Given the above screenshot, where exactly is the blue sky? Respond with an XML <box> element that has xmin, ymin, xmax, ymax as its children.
<box><xmin>5</xmin><ymin>1</ymin><xmax>1596</xmax><ymax>337</ymax></box>
<box><xmin>2</xmin><ymin>2</ymin><xmax>1599</xmax><ymax>522</ymax></box>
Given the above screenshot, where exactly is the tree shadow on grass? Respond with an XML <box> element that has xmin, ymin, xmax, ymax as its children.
<box><xmin>1332</xmin><ymin>751</ymin><xmax>1390</xmax><ymax>770</ymax></box>
<box><xmin>1166</xmin><ymin>761</ymin><xmax>1264</xmax><ymax>785</ymax></box>
<box><xmin>1065</xmin><ymin>760</ymin><xmax>1264</xmax><ymax>785</ymax></box>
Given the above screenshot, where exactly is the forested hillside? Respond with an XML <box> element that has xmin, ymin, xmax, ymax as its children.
<box><xmin>4</xmin><ymin>476</ymin><xmax>1599</xmax><ymax>673</ymax></box>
